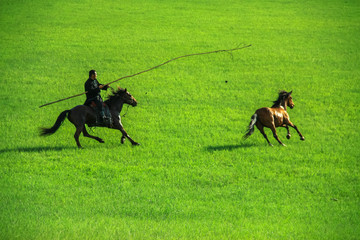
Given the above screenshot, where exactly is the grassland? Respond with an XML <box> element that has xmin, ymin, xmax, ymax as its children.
<box><xmin>0</xmin><ymin>0</ymin><xmax>359</xmax><ymax>239</ymax></box>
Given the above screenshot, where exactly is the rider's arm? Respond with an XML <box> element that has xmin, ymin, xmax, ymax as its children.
<box><xmin>99</xmin><ymin>84</ymin><xmax>109</xmax><ymax>90</ymax></box>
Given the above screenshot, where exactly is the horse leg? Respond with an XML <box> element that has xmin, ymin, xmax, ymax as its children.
<box><xmin>256</xmin><ymin>122</ymin><xmax>273</xmax><ymax>146</ymax></box>
<box><xmin>269</xmin><ymin>124</ymin><xmax>286</xmax><ymax>146</ymax></box>
<box><xmin>113</xmin><ymin>120</ymin><xmax>139</xmax><ymax>146</ymax></box>
<box><xmin>82</xmin><ymin>127</ymin><xmax>104</xmax><ymax>143</ymax></box>
<box><xmin>74</xmin><ymin>125</ymin><xmax>84</xmax><ymax>148</ymax></box>
<box><xmin>121</xmin><ymin>134</ymin><xmax>126</xmax><ymax>144</ymax></box>
<box><xmin>282</xmin><ymin>125</ymin><xmax>291</xmax><ymax>139</ymax></box>
<box><xmin>287</xmin><ymin>121</ymin><xmax>305</xmax><ymax>141</ymax></box>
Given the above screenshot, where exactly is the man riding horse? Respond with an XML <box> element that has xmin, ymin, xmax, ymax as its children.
<box><xmin>84</xmin><ymin>70</ymin><xmax>109</xmax><ymax>125</ymax></box>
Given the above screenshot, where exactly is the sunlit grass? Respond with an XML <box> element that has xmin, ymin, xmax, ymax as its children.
<box><xmin>0</xmin><ymin>0</ymin><xmax>359</xmax><ymax>239</ymax></box>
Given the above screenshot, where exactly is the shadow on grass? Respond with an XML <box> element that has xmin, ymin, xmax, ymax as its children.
<box><xmin>205</xmin><ymin>142</ymin><xmax>256</xmax><ymax>152</ymax></box>
<box><xmin>0</xmin><ymin>146</ymin><xmax>76</xmax><ymax>154</ymax></box>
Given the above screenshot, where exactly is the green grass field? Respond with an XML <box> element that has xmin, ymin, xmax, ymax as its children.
<box><xmin>1</xmin><ymin>0</ymin><xmax>359</xmax><ymax>239</ymax></box>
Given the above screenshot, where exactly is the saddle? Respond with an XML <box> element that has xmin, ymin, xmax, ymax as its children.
<box><xmin>87</xmin><ymin>101</ymin><xmax>113</xmax><ymax>127</ymax></box>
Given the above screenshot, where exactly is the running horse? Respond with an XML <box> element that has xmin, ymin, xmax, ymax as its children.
<box><xmin>243</xmin><ymin>90</ymin><xmax>305</xmax><ymax>146</ymax></box>
<box><xmin>40</xmin><ymin>88</ymin><xmax>139</xmax><ymax>148</ymax></box>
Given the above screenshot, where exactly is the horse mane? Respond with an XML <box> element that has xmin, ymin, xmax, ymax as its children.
<box><xmin>104</xmin><ymin>88</ymin><xmax>126</xmax><ymax>107</ymax></box>
<box><xmin>271</xmin><ymin>90</ymin><xmax>290</xmax><ymax>107</ymax></box>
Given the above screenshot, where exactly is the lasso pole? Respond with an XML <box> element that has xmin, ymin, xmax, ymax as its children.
<box><xmin>39</xmin><ymin>44</ymin><xmax>251</xmax><ymax>108</ymax></box>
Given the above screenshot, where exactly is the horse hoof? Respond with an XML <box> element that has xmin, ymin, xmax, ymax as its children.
<box><xmin>286</xmin><ymin>135</ymin><xmax>291</xmax><ymax>139</ymax></box>
<box><xmin>269</xmin><ymin>144</ymin><xmax>274</xmax><ymax>147</ymax></box>
<box><xmin>300</xmin><ymin>137</ymin><xmax>305</xmax><ymax>141</ymax></box>
<box><xmin>132</xmin><ymin>142</ymin><xmax>140</xmax><ymax>146</ymax></box>
<box><xmin>121</xmin><ymin>138</ymin><xmax>126</xmax><ymax>144</ymax></box>
<box><xmin>99</xmin><ymin>139</ymin><xmax>105</xmax><ymax>143</ymax></box>
<box><xmin>282</xmin><ymin>143</ymin><xmax>287</xmax><ymax>147</ymax></box>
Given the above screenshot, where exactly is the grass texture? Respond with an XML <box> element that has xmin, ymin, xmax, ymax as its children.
<box><xmin>0</xmin><ymin>0</ymin><xmax>359</xmax><ymax>239</ymax></box>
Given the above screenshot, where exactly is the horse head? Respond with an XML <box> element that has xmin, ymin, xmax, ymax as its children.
<box><xmin>106</xmin><ymin>87</ymin><xmax>137</xmax><ymax>108</ymax></box>
<box><xmin>286</xmin><ymin>91</ymin><xmax>294</xmax><ymax>109</ymax></box>
<box><xmin>114</xmin><ymin>87</ymin><xmax>137</xmax><ymax>107</ymax></box>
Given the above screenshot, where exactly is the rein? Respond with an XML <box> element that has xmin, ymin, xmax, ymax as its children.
<box><xmin>122</xmin><ymin>105</ymin><xmax>130</xmax><ymax>118</ymax></box>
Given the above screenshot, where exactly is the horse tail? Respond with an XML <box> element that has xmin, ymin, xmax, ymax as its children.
<box><xmin>243</xmin><ymin>113</ymin><xmax>257</xmax><ymax>139</ymax></box>
<box><xmin>40</xmin><ymin>110</ymin><xmax>70</xmax><ymax>136</ymax></box>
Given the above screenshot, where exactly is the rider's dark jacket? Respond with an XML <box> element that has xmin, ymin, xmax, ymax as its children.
<box><xmin>84</xmin><ymin>78</ymin><xmax>108</xmax><ymax>105</ymax></box>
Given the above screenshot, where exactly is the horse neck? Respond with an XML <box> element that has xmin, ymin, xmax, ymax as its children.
<box><xmin>281</xmin><ymin>99</ymin><xmax>288</xmax><ymax>111</ymax></box>
<box><xmin>110</xmin><ymin>98</ymin><xmax>125</xmax><ymax>114</ymax></box>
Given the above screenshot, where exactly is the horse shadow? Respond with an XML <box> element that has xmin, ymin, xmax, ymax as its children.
<box><xmin>205</xmin><ymin>142</ymin><xmax>256</xmax><ymax>152</ymax></box>
<box><xmin>0</xmin><ymin>146</ymin><xmax>75</xmax><ymax>154</ymax></box>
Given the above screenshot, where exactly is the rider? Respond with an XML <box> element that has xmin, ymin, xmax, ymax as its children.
<box><xmin>84</xmin><ymin>70</ymin><xmax>109</xmax><ymax>124</ymax></box>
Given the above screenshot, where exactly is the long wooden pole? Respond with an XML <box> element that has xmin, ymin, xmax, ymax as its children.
<box><xmin>39</xmin><ymin>44</ymin><xmax>251</xmax><ymax>108</ymax></box>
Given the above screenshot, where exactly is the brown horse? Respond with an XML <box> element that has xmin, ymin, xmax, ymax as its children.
<box><xmin>40</xmin><ymin>88</ymin><xmax>139</xmax><ymax>148</ymax></box>
<box><xmin>243</xmin><ymin>90</ymin><xmax>305</xmax><ymax>146</ymax></box>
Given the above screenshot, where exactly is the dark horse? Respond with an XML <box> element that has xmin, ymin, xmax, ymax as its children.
<box><xmin>40</xmin><ymin>88</ymin><xmax>139</xmax><ymax>148</ymax></box>
<box><xmin>243</xmin><ymin>90</ymin><xmax>305</xmax><ymax>146</ymax></box>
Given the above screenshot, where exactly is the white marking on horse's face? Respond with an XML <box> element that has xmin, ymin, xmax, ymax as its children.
<box><xmin>288</xmin><ymin>96</ymin><xmax>294</xmax><ymax>108</ymax></box>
